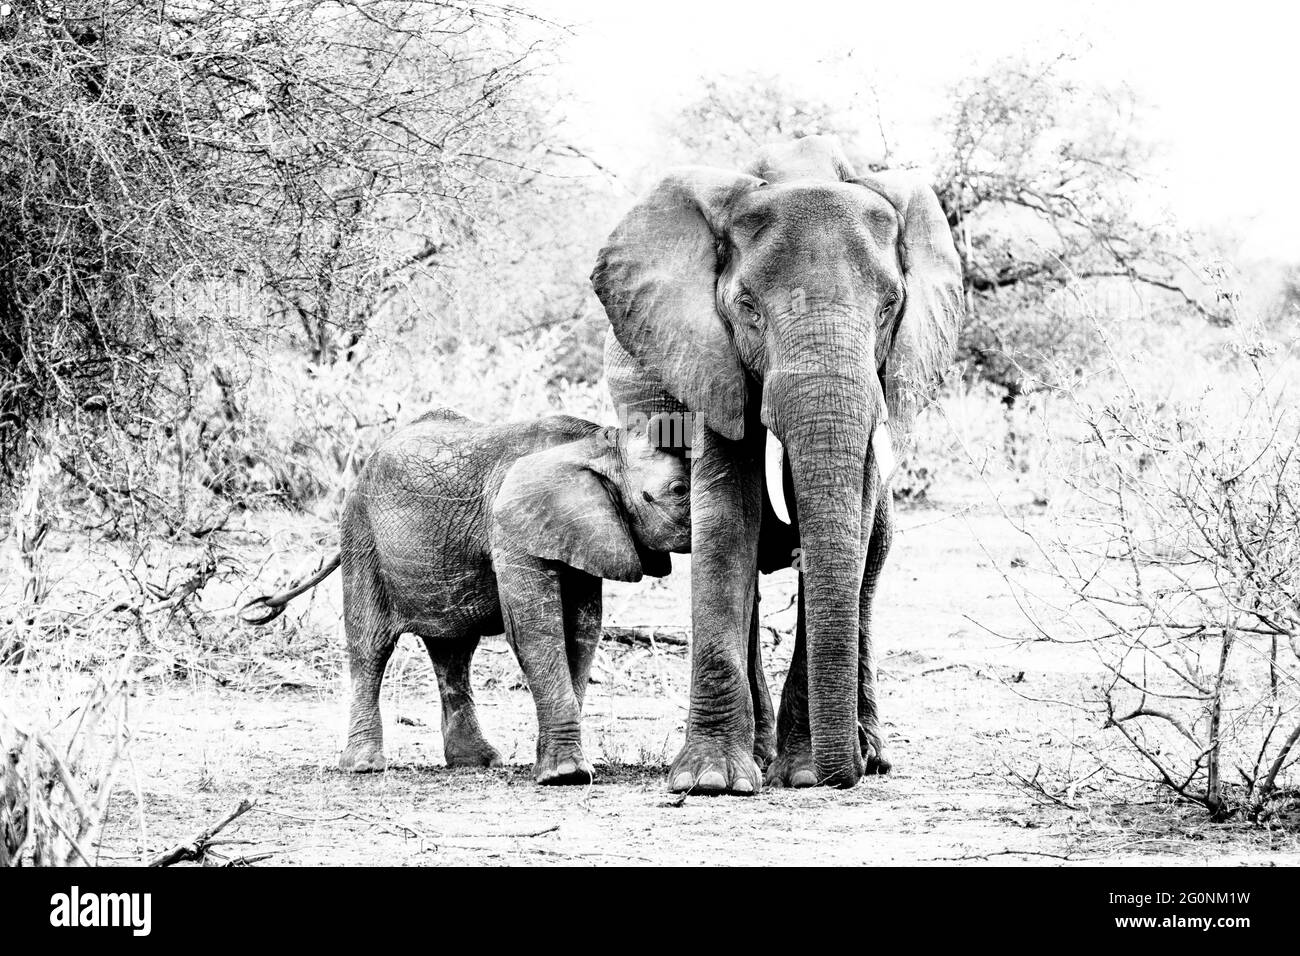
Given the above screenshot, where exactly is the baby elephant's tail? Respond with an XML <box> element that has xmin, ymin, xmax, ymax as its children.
<box><xmin>239</xmin><ymin>552</ymin><xmax>342</xmax><ymax>625</ymax></box>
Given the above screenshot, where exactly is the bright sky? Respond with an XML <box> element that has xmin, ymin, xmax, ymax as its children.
<box><xmin>528</xmin><ymin>0</ymin><xmax>1300</xmax><ymax>260</ymax></box>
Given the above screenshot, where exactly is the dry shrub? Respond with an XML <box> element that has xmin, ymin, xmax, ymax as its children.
<box><xmin>0</xmin><ymin>0</ymin><xmax>555</xmax><ymax>512</ymax></box>
<box><xmin>1017</xmin><ymin>308</ymin><xmax>1300</xmax><ymax>821</ymax></box>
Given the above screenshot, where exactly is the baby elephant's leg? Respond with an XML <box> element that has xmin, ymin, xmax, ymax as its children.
<box><xmin>422</xmin><ymin>633</ymin><xmax>502</xmax><ymax>768</ymax></box>
<box><xmin>495</xmin><ymin>547</ymin><xmax>592</xmax><ymax>785</ymax></box>
<box><xmin>339</xmin><ymin>556</ymin><xmax>398</xmax><ymax>773</ymax></box>
<box><xmin>562</xmin><ymin>569</ymin><xmax>603</xmax><ymax>711</ymax></box>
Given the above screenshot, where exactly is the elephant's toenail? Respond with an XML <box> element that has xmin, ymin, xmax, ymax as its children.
<box><xmin>791</xmin><ymin>769</ymin><xmax>817</xmax><ymax>787</ymax></box>
<box><xmin>557</xmin><ymin>759</ymin><xmax>577</xmax><ymax>775</ymax></box>
<box><xmin>732</xmin><ymin>778</ymin><xmax>754</xmax><ymax>793</ymax></box>
<box><xmin>697</xmin><ymin>770</ymin><xmax>726</xmax><ymax>790</ymax></box>
<box><xmin>670</xmin><ymin>772</ymin><xmax>694</xmax><ymax>791</ymax></box>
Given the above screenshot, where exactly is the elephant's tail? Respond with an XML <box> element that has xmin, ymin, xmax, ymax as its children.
<box><xmin>239</xmin><ymin>552</ymin><xmax>342</xmax><ymax>626</ymax></box>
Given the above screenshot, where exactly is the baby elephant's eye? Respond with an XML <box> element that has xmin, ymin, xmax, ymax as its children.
<box><xmin>668</xmin><ymin>479</ymin><xmax>689</xmax><ymax>498</ymax></box>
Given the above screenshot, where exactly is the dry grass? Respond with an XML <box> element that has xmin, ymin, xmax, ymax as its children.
<box><xmin>1</xmin><ymin>667</ymin><xmax>131</xmax><ymax>866</ymax></box>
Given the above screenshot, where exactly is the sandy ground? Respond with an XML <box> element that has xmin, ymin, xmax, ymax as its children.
<box><xmin>8</xmin><ymin>501</ymin><xmax>1300</xmax><ymax>866</ymax></box>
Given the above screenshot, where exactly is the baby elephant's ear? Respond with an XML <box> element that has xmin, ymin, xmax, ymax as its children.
<box><xmin>493</xmin><ymin>449</ymin><xmax>644</xmax><ymax>583</ymax></box>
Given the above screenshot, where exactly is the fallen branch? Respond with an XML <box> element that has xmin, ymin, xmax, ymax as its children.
<box><xmin>149</xmin><ymin>798</ymin><xmax>255</xmax><ymax>867</ymax></box>
<box><xmin>1004</xmin><ymin>760</ymin><xmax>1101</xmax><ymax>811</ymax></box>
<box><xmin>928</xmin><ymin>848</ymin><xmax>1084</xmax><ymax>862</ymax></box>
<box><xmin>602</xmin><ymin>626</ymin><xmax>688</xmax><ymax>648</ymax></box>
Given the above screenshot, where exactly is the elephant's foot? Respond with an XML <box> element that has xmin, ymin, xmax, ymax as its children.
<box><xmin>766</xmin><ymin>734</ymin><xmax>870</xmax><ymax>788</ymax></box>
<box><xmin>444</xmin><ymin>737</ymin><xmax>503</xmax><ymax>769</ymax></box>
<box><xmin>339</xmin><ymin>739</ymin><xmax>386</xmax><ymax>773</ymax></box>
<box><xmin>534</xmin><ymin>741</ymin><xmax>593</xmax><ymax>786</ymax></box>
<box><xmin>859</xmin><ymin>724</ymin><xmax>893</xmax><ymax>776</ymax></box>
<box><xmin>668</xmin><ymin>735</ymin><xmax>761</xmax><ymax>795</ymax></box>
<box><xmin>443</xmin><ymin>716</ymin><xmax>503</xmax><ymax>768</ymax></box>
<box><xmin>764</xmin><ymin>734</ymin><xmax>818</xmax><ymax>788</ymax></box>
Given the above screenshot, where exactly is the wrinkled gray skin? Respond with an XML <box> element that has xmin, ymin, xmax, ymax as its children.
<box><xmin>339</xmin><ymin>408</ymin><xmax>690</xmax><ymax>785</ymax></box>
<box><xmin>593</xmin><ymin>136</ymin><xmax>963</xmax><ymax>794</ymax></box>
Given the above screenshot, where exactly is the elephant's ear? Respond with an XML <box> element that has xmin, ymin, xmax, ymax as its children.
<box><xmin>855</xmin><ymin>171</ymin><xmax>964</xmax><ymax>433</ymax></box>
<box><xmin>591</xmin><ymin>167</ymin><xmax>763</xmax><ymax>442</ymax></box>
<box><xmin>493</xmin><ymin>448</ymin><xmax>644</xmax><ymax>583</ymax></box>
<box><xmin>747</xmin><ymin>134</ymin><xmax>857</xmax><ymax>184</ymax></box>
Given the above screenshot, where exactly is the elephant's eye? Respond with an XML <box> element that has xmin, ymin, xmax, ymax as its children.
<box><xmin>740</xmin><ymin>299</ymin><xmax>764</xmax><ymax>330</ymax></box>
<box><xmin>879</xmin><ymin>294</ymin><xmax>900</xmax><ymax>321</ymax></box>
<box><xmin>667</xmin><ymin>479</ymin><xmax>689</xmax><ymax>498</ymax></box>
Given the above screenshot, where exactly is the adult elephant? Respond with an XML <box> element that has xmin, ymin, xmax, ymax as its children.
<box><xmin>591</xmin><ymin>135</ymin><xmax>963</xmax><ymax>794</ymax></box>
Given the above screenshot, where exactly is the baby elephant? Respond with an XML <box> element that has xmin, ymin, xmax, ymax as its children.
<box><xmin>245</xmin><ymin>408</ymin><xmax>690</xmax><ymax>784</ymax></box>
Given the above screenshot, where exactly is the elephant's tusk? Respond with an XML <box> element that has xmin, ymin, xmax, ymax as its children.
<box><xmin>765</xmin><ymin>430</ymin><xmax>791</xmax><ymax>525</ymax></box>
<box><xmin>872</xmin><ymin>420</ymin><xmax>897</xmax><ymax>484</ymax></box>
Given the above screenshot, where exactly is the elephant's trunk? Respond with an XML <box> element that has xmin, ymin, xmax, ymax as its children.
<box><xmin>763</xmin><ymin>364</ymin><xmax>881</xmax><ymax>788</ymax></box>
